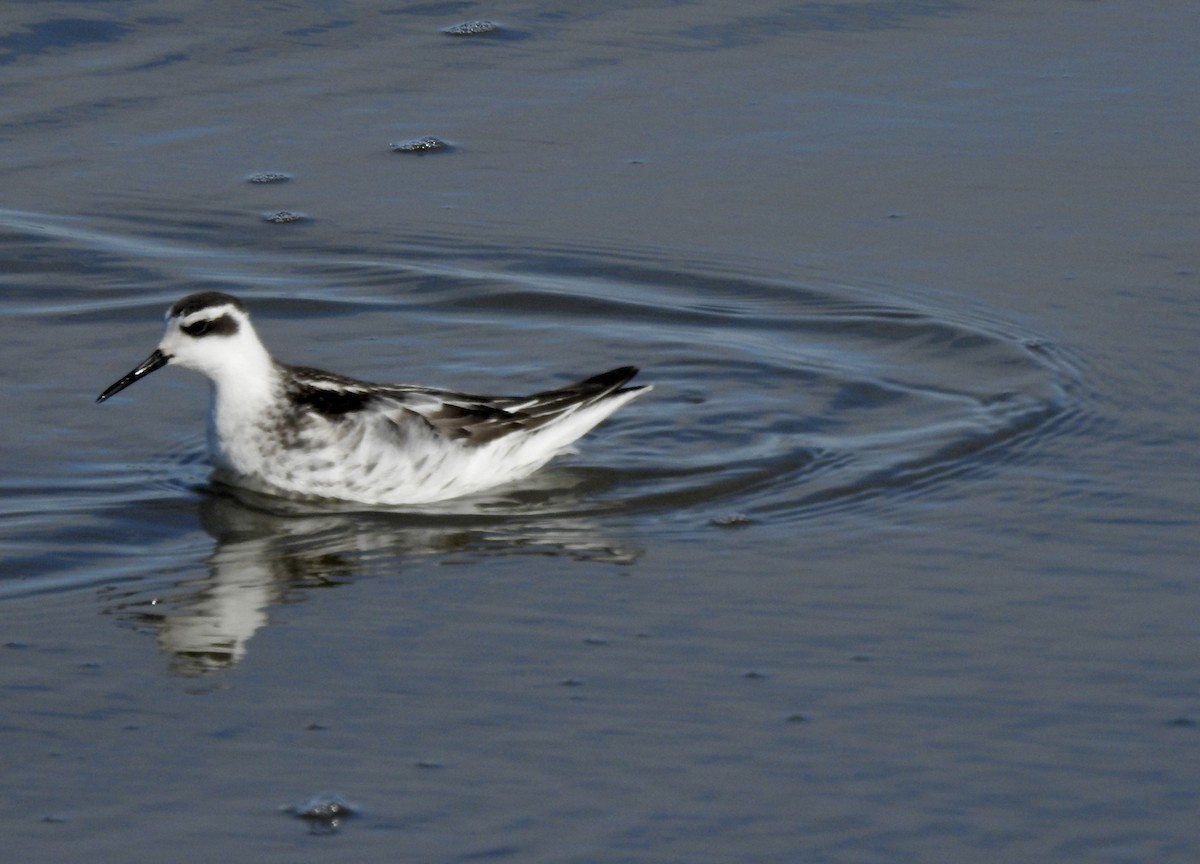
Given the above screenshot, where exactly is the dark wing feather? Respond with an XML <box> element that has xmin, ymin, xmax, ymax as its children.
<box><xmin>419</xmin><ymin>367</ymin><xmax>643</xmax><ymax>446</ymax></box>
<box><xmin>282</xmin><ymin>364</ymin><xmax>643</xmax><ymax>446</ymax></box>
<box><xmin>283</xmin><ymin>365</ymin><xmax>378</xmax><ymax>419</ymax></box>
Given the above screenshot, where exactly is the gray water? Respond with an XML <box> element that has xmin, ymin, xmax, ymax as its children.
<box><xmin>2</xmin><ymin>2</ymin><xmax>1197</xmax><ymax>862</ymax></box>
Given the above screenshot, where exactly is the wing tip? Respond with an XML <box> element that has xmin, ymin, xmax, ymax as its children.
<box><xmin>580</xmin><ymin>365</ymin><xmax>642</xmax><ymax>391</ymax></box>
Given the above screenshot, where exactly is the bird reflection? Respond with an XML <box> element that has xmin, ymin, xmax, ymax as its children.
<box><xmin>112</xmin><ymin>477</ymin><xmax>642</xmax><ymax>675</ymax></box>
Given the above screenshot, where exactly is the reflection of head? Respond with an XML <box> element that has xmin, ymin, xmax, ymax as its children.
<box><xmin>155</xmin><ymin>547</ymin><xmax>275</xmax><ymax>676</ymax></box>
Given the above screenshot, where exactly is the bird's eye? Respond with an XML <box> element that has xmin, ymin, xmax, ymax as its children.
<box><xmin>182</xmin><ymin>319</ymin><xmax>211</xmax><ymax>337</ymax></box>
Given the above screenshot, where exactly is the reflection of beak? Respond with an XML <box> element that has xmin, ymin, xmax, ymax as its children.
<box><xmin>96</xmin><ymin>349</ymin><xmax>171</xmax><ymax>403</ymax></box>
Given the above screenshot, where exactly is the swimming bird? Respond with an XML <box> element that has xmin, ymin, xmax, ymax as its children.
<box><xmin>96</xmin><ymin>292</ymin><xmax>650</xmax><ymax>505</ymax></box>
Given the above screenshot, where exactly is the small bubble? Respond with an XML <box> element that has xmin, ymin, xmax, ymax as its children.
<box><xmin>262</xmin><ymin>210</ymin><xmax>306</xmax><ymax>224</ymax></box>
<box><xmin>286</xmin><ymin>792</ymin><xmax>357</xmax><ymax>835</ymax></box>
<box><xmin>245</xmin><ymin>171</ymin><xmax>292</xmax><ymax>184</ymax></box>
<box><xmin>443</xmin><ymin>20</ymin><xmax>500</xmax><ymax>36</ymax></box>
<box><xmin>289</xmin><ymin>793</ymin><xmax>355</xmax><ymax>819</ymax></box>
<box><xmin>712</xmin><ymin>513</ymin><xmax>753</xmax><ymax>529</ymax></box>
<box><xmin>388</xmin><ymin>136</ymin><xmax>452</xmax><ymax>154</ymax></box>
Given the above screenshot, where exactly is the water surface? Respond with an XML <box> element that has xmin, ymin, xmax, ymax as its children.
<box><xmin>2</xmin><ymin>2</ymin><xmax>1198</xmax><ymax>862</ymax></box>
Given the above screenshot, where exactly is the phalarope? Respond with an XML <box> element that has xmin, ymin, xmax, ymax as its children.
<box><xmin>97</xmin><ymin>292</ymin><xmax>651</xmax><ymax>505</ymax></box>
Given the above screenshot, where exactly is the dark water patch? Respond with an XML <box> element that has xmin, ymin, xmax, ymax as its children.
<box><xmin>0</xmin><ymin>18</ymin><xmax>133</xmax><ymax>65</ymax></box>
<box><xmin>385</xmin><ymin>2</ymin><xmax>478</xmax><ymax>18</ymax></box>
<box><xmin>671</xmin><ymin>2</ymin><xmax>968</xmax><ymax>50</ymax></box>
<box><xmin>283</xmin><ymin>19</ymin><xmax>355</xmax><ymax>43</ymax></box>
<box><xmin>0</xmin><ymin>495</ymin><xmax>207</xmax><ymax>602</ymax></box>
<box><xmin>127</xmin><ymin>51</ymin><xmax>188</xmax><ymax>72</ymax></box>
<box><xmin>0</xmin><ymin>95</ymin><xmax>156</xmax><ymax>137</ymax></box>
<box><xmin>71</xmin><ymin>199</ymin><xmax>285</xmax><ymax>252</ymax></box>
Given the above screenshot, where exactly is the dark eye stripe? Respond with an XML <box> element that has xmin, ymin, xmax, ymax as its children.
<box><xmin>181</xmin><ymin>313</ymin><xmax>239</xmax><ymax>337</ymax></box>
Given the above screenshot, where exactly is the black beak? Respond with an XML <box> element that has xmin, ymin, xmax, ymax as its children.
<box><xmin>96</xmin><ymin>349</ymin><xmax>171</xmax><ymax>403</ymax></box>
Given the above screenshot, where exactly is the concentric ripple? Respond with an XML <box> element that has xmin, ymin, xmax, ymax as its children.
<box><xmin>2</xmin><ymin>208</ymin><xmax>1086</xmax><ymax>549</ymax></box>
<box><xmin>186</xmin><ymin>233</ymin><xmax>1084</xmax><ymax>529</ymax></box>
